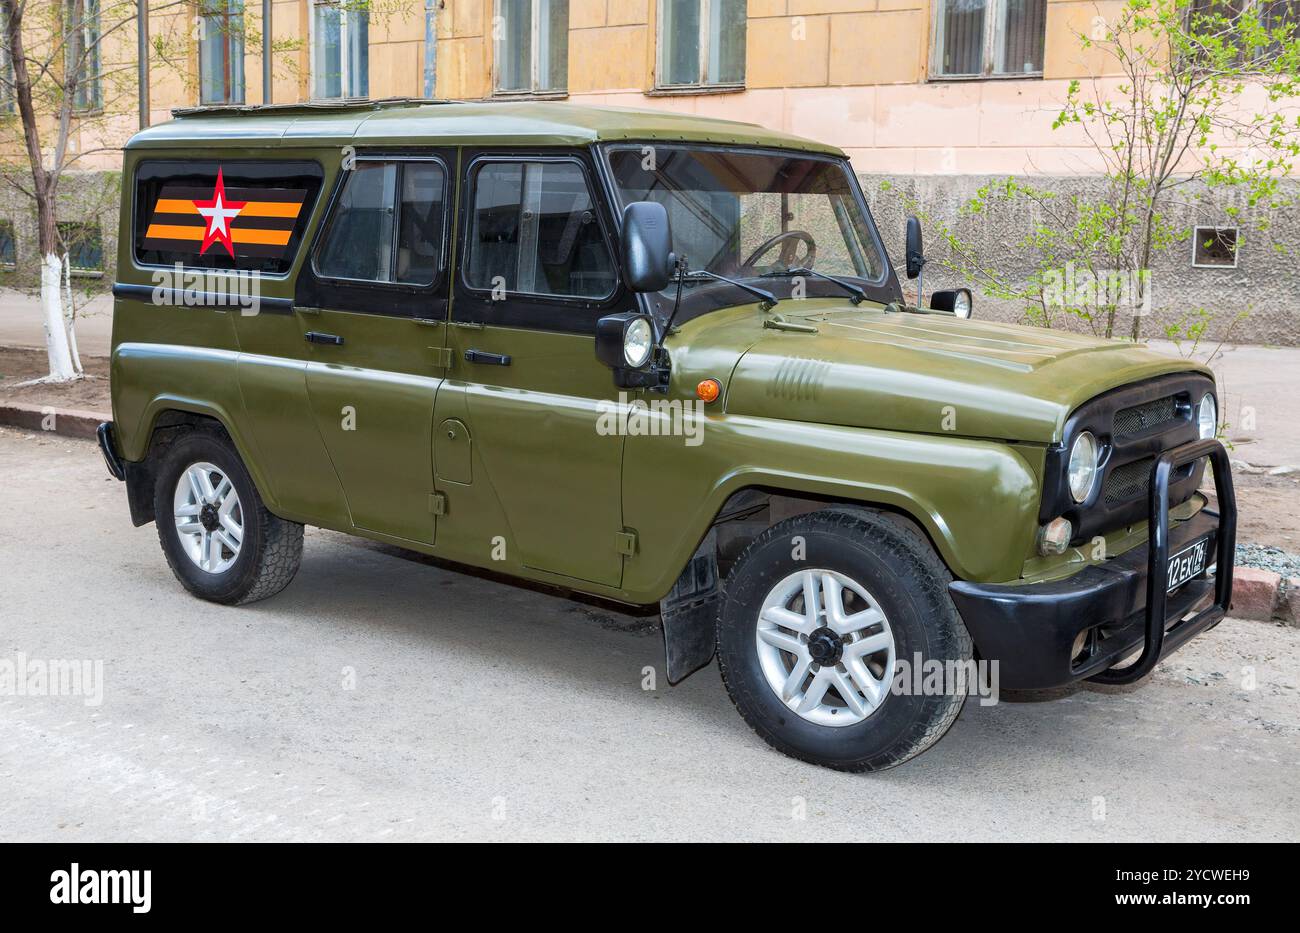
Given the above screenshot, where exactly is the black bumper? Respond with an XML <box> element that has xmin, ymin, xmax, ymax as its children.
<box><xmin>97</xmin><ymin>421</ymin><xmax>126</xmax><ymax>480</ymax></box>
<box><xmin>950</xmin><ymin>439</ymin><xmax>1236</xmax><ymax>689</ymax></box>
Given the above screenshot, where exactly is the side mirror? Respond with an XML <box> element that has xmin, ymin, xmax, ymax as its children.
<box><xmin>929</xmin><ymin>288</ymin><xmax>973</xmax><ymax>319</ymax></box>
<box><xmin>904</xmin><ymin>215</ymin><xmax>925</xmax><ymax>280</ymax></box>
<box><xmin>621</xmin><ymin>201</ymin><xmax>676</xmax><ymax>292</ymax></box>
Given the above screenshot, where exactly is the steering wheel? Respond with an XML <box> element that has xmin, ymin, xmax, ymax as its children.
<box><xmin>742</xmin><ymin>230</ymin><xmax>816</xmax><ymax>271</ymax></box>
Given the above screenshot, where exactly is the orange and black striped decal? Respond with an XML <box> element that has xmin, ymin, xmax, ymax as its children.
<box><xmin>142</xmin><ymin>182</ymin><xmax>308</xmax><ymax>259</ymax></box>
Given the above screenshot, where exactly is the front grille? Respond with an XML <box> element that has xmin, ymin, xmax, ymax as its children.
<box><xmin>1103</xmin><ymin>457</ymin><xmax>1153</xmax><ymax>506</ymax></box>
<box><xmin>1045</xmin><ymin>372</ymin><xmax>1214</xmax><ymax>543</ymax></box>
<box><xmin>1114</xmin><ymin>395</ymin><xmax>1179</xmax><ymax>439</ymax></box>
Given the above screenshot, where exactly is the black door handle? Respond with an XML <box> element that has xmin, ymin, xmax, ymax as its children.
<box><xmin>305</xmin><ymin>331</ymin><xmax>344</xmax><ymax>346</ymax></box>
<box><xmin>464</xmin><ymin>349</ymin><xmax>511</xmax><ymax>366</ymax></box>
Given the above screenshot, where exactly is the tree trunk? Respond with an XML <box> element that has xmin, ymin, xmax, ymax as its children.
<box><xmin>40</xmin><ymin>253</ymin><xmax>77</xmax><ymax>382</ymax></box>
<box><xmin>36</xmin><ymin>183</ymin><xmax>77</xmax><ymax>381</ymax></box>
<box><xmin>3</xmin><ymin>0</ymin><xmax>79</xmax><ymax>382</ymax></box>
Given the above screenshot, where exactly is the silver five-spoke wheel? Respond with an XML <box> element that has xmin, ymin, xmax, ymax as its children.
<box><xmin>755</xmin><ymin>569</ymin><xmax>895</xmax><ymax>727</ymax></box>
<box><xmin>172</xmin><ymin>461</ymin><xmax>243</xmax><ymax>574</ymax></box>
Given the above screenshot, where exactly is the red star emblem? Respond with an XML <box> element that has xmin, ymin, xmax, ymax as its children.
<box><xmin>191</xmin><ymin>167</ymin><xmax>246</xmax><ymax>257</ymax></box>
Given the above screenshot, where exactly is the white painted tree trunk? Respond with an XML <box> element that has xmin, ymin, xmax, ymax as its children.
<box><xmin>41</xmin><ymin>252</ymin><xmax>77</xmax><ymax>382</ymax></box>
<box><xmin>62</xmin><ymin>252</ymin><xmax>83</xmax><ymax>374</ymax></box>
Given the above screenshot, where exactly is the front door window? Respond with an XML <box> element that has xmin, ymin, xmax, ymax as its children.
<box><xmin>465</xmin><ymin>160</ymin><xmax>616</xmax><ymax>301</ymax></box>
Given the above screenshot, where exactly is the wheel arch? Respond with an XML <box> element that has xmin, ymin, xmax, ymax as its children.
<box><xmin>119</xmin><ymin>399</ymin><xmax>278</xmax><ymax>527</ymax></box>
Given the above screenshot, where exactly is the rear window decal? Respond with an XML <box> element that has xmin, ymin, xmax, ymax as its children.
<box><xmin>142</xmin><ymin>167</ymin><xmax>307</xmax><ymax>260</ymax></box>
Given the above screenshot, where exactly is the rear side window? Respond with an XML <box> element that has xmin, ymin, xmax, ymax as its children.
<box><xmin>134</xmin><ymin>160</ymin><xmax>323</xmax><ymax>275</ymax></box>
<box><xmin>315</xmin><ymin>160</ymin><xmax>446</xmax><ymax>286</ymax></box>
<box><xmin>465</xmin><ymin>160</ymin><xmax>615</xmax><ymax>300</ymax></box>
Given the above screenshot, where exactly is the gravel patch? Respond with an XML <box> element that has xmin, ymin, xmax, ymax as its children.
<box><xmin>1236</xmin><ymin>543</ymin><xmax>1300</xmax><ymax>579</ymax></box>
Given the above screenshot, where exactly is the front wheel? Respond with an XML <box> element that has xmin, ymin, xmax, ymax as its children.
<box><xmin>154</xmin><ymin>428</ymin><xmax>303</xmax><ymax>605</ymax></box>
<box><xmin>716</xmin><ymin>507</ymin><xmax>973</xmax><ymax>771</ymax></box>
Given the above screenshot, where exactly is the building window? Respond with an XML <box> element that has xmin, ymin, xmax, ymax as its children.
<box><xmin>1190</xmin><ymin>0</ymin><xmax>1298</xmax><ymax>62</ymax></box>
<box><xmin>67</xmin><ymin>0</ymin><xmax>102</xmax><ymax>111</ymax></box>
<box><xmin>1192</xmin><ymin>226</ymin><xmax>1239</xmax><ymax>268</ymax></box>
<box><xmin>312</xmin><ymin>0</ymin><xmax>369</xmax><ymax>99</ymax></box>
<box><xmin>1</xmin><ymin>8</ymin><xmax>13</xmax><ymax>113</ymax></box>
<box><xmin>58</xmin><ymin>222</ymin><xmax>103</xmax><ymax>276</ymax></box>
<box><xmin>495</xmin><ymin>0</ymin><xmax>568</xmax><ymax>94</ymax></box>
<box><xmin>199</xmin><ymin>0</ymin><xmax>245</xmax><ymax>104</ymax></box>
<box><xmin>657</xmin><ymin>0</ymin><xmax>745</xmax><ymax>89</ymax></box>
<box><xmin>931</xmin><ymin>0</ymin><xmax>1046</xmax><ymax>79</ymax></box>
<box><xmin>0</xmin><ymin>220</ymin><xmax>16</xmax><ymax>270</ymax></box>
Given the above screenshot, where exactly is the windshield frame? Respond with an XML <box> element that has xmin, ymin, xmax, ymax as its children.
<box><xmin>595</xmin><ymin>141</ymin><xmax>902</xmax><ymax>323</ymax></box>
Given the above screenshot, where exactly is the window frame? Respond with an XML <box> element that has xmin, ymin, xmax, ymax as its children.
<box><xmin>0</xmin><ymin>219</ymin><xmax>17</xmax><ymax>270</ymax></box>
<box><xmin>459</xmin><ymin>153</ymin><xmax>621</xmax><ymax>307</ymax></box>
<box><xmin>310</xmin><ymin>0</ymin><xmax>369</xmax><ymax>101</ymax></box>
<box><xmin>68</xmin><ymin>0</ymin><xmax>103</xmax><ymax>112</ymax></box>
<box><xmin>1186</xmin><ymin>0</ymin><xmax>1299</xmax><ymax>71</ymax></box>
<box><xmin>130</xmin><ymin>158</ymin><xmax>325</xmax><ymax>279</ymax></box>
<box><xmin>1</xmin><ymin>7</ymin><xmax>14</xmax><ymax>113</ymax></box>
<box><xmin>1191</xmin><ymin>225</ymin><xmax>1240</xmax><ymax>269</ymax></box>
<box><xmin>309</xmin><ymin>154</ymin><xmax>452</xmax><ymax>292</ymax></box>
<box><xmin>492</xmin><ymin>0</ymin><xmax>569</xmax><ymax>97</ymax></box>
<box><xmin>655</xmin><ymin>0</ymin><xmax>746</xmax><ymax>92</ymax></box>
<box><xmin>595</xmin><ymin>141</ymin><xmax>899</xmax><ymax>323</ymax></box>
<box><xmin>198</xmin><ymin>0</ymin><xmax>246</xmax><ymax>105</ymax></box>
<box><xmin>57</xmin><ymin>221</ymin><xmax>104</xmax><ymax>277</ymax></box>
<box><xmin>928</xmin><ymin>0</ymin><xmax>1046</xmax><ymax>81</ymax></box>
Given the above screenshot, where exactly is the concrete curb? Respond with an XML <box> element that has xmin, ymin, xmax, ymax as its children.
<box><xmin>1229</xmin><ymin>566</ymin><xmax>1300</xmax><ymax>626</ymax></box>
<box><xmin>0</xmin><ymin>402</ymin><xmax>109</xmax><ymax>440</ymax></box>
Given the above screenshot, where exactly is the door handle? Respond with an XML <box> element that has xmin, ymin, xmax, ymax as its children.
<box><xmin>464</xmin><ymin>349</ymin><xmax>511</xmax><ymax>366</ymax></box>
<box><xmin>305</xmin><ymin>331</ymin><xmax>344</xmax><ymax>346</ymax></box>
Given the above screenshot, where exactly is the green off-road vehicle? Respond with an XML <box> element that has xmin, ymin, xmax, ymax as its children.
<box><xmin>98</xmin><ymin>100</ymin><xmax>1235</xmax><ymax>770</ymax></box>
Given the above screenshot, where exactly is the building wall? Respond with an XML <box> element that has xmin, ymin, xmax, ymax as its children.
<box><xmin>1</xmin><ymin>1</ymin><xmax>1294</xmax><ymax>343</ymax></box>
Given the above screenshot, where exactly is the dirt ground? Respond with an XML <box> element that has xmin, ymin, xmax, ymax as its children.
<box><xmin>3</xmin><ymin>344</ymin><xmax>1298</xmax><ymax>551</ymax></box>
<box><xmin>1226</xmin><ymin>473</ymin><xmax>1300</xmax><ymax>549</ymax></box>
<box><xmin>0</xmin><ymin>346</ymin><xmax>110</xmax><ymax>411</ymax></box>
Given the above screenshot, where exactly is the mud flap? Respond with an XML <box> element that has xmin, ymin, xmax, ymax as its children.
<box><xmin>660</xmin><ymin>529</ymin><xmax>719</xmax><ymax>685</ymax></box>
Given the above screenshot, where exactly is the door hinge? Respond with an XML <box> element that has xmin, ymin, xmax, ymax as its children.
<box><xmin>614</xmin><ymin>530</ymin><xmax>637</xmax><ymax>557</ymax></box>
<box><xmin>428</xmin><ymin>346</ymin><xmax>454</xmax><ymax>368</ymax></box>
<box><xmin>428</xmin><ymin>492</ymin><xmax>447</xmax><ymax>516</ymax></box>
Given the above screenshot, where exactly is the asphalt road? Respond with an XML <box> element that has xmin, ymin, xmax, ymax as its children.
<box><xmin>2</xmin><ymin>427</ymin><xmax>1298</xmax><ymax>842</ymax></box>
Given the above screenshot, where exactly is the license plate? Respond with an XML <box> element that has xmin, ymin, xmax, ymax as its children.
<box><xmin>1167</xmin><ymin>536</ymin><xmax>1210</xmax><ymax>592</ymax></box>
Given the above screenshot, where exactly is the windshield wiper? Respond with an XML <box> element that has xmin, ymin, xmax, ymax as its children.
<box><xmin>761</xmin><ymin>267</ymin><xmax>867</xmax><ymax>305</ymax></box>
<box><xmin>683</xmin><ymin>269</ymin><xmax>778</xmax><ymax>311</ymax></box>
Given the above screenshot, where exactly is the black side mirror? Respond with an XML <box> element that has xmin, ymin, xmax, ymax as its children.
<box><xmin>904</xmin><ymin>215</ymin><xmax>925</xmax><ymax>280</ymax></box>
<box><xmin>621</xmin><ymin>201</ymin><xmax>676</xmax><ymax>292</ymax></box>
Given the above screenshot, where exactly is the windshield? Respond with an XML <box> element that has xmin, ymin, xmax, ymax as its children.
<box><xmin>605</xmin><ymin>145</ymin><xmax>894</xmax><ymax>316</ymax></box>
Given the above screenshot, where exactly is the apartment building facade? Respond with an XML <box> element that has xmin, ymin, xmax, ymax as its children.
<box><xmin>2</xmin><ymin>1</ymin><xmax>1296</xmax><ymax>341</ymax></box>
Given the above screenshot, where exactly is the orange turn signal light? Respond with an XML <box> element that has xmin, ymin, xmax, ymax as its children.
<box><xmin>696</xmin><ymin>378</ymin><xmax>721</xmax><ymax>403</ymax></box>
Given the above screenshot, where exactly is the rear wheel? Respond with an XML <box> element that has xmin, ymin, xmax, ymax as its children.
<box><xmin>153</xmin><ymin>429</ymin><xmax>303</xmax><ymax>604</ymax></box>
<box><xmin>716</xmin><ymin>507</ymin><xmax>973</xmax><ymax>771</ymax></box>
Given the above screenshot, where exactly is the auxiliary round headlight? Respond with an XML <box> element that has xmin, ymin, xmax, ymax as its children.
<box><xmin>623</xmin><ymin>317</ymin><xmax>653</xmax><ymax>369</ymax></box>
<box><xmin>952</xmin><ymin>289</ymin><xmax>972</xmax><ymax>319</ymax></box>
<box><xmin>1197</xmin><ymin>394</ymin><xmax>1217</xmax><ymax>440</ymax></box>
<box><xmin>1068</xmin><ymin>431</ymin><xmax>1099</xmax><ymax>503</ymax></box>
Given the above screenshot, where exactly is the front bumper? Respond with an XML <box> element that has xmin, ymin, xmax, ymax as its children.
<box><xmin>950</xmin><ymin>439</ymin><xmax>1236</xmax><ymax>689</ymax></box>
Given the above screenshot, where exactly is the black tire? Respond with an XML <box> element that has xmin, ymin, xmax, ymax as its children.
<box><xmin>716</xmin><ymin>507</ymin><xmax>973</xmax><ymax>772</ymax></box>
<box><xmin>153</xmin><ymin>427</ymin><xmax>303</xmax><ymax>605</ymax></box>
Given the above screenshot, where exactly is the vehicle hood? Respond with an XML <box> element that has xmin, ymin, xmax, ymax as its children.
<box><xmin>696</xmin><ymin>301</ymin><xmax>1213</xmax><ymax>444</ymax></box>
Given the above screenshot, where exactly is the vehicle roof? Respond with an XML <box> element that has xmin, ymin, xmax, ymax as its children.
<box><xmin>125</xmin><ymin>98</ymin><xmax>844</xmax><ymax>156</ymax></box>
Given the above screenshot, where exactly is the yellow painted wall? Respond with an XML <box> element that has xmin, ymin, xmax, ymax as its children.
<box><xmin>6</xmin><ymin>0</ymin><xmax>1165</xmax><ymax>176</ymax></box>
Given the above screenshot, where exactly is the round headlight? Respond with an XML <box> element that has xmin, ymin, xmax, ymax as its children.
<box><xmin>1197</xmin><ymin>394</ymin><xmax>1217</xmax><ymax>440</ymax></box>
<box><xmin>1068</xmin><ymin>431</ymin><xmax>1099</xmax><ymax>503</ymax></box>
<box><xmin>952</xmin><ymin>289</ymin><xmax>972</xmax><ymax>319</ymax></box>
<box><xmin>623</xmin><ymin>318</ymin><xmax>653</xmax><ymax>369</ymax></box>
